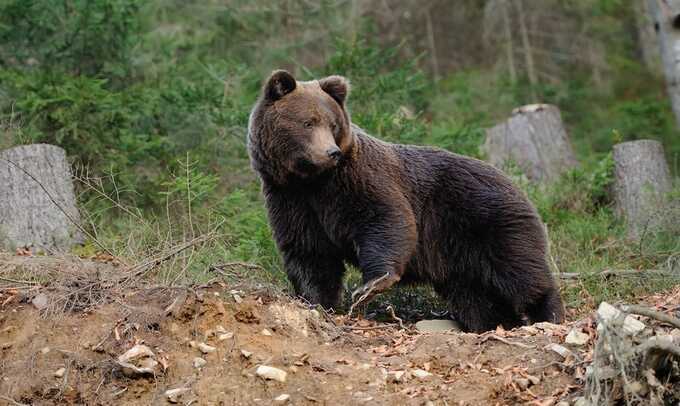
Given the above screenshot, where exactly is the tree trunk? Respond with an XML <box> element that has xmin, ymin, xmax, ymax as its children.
<box><xmin>501</xmin><ymin>0</ymin><xmax>517</xmax><ymax>83</ymax></box>
<box><xmin>635</xmin><ymin>0</ymin><xmax>663</xmax><ymax>74</ymax></box>
<box><xmin>424</xmin><ymin>6</ymin><xmax>440</xmax><ymax>81</ymax></box>
<box><xmin>0</xmin><ymin>144</ymin><xmax>83</xmax><ymax>253</ymax></box>
<box><xmin>650</xmin><ymin>0</ymin><xmax>680</xmax><ymax>127</ymax></box>
<box><xmin>514</xmin><ymin>0</ymin><xmax>537</xmax><ymax>100</ymax></box>
<box><xmin>613</xmin><ymin>140</ymin><xmax>673</xmax><ymax>241</ymax></box>
<box><xmin>484</xmin><ymin>104</ymin><xmax>578</xmax><ymax>183</ymax></box>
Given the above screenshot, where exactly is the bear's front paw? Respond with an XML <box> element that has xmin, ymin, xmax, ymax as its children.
<box><xmin>349</xmin><ymin>272</ymin><xmax>400</xmax><ymax>313</ymax></box>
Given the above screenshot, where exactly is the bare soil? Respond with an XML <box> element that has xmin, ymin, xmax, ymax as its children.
<box><xmin>0</xmin><ymin>254</ymin><xmax>676</xmax><ymax>405</ymax></box>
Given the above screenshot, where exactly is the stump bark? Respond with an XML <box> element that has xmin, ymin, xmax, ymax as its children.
<box><xmin>0</xmin><ymin>144</ymin><xmax>83</xmax><ymax>253</ymax></box>
<box><xmin>484</xmin><ymin>104</ymin><xmax>578</xmax><ymax>183</ymax></box>
<box><xmin>613</xmin><ymin>140</ymin><xmax>673</xmax><ymax>241</ymax></box>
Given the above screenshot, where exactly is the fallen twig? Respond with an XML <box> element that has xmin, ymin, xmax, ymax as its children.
<box><xmin>556</xmin><ymin>269</ymin><xmax>675</xmax><ymax>280</ymax></box>
<box><xmin>620</xmin><ymin>304</ymin><xmax>680</xmax><ymax>329</ymax></box>
<box><xmin>0</xmin><ymin>394</ymin><xmax>29</xmax><ymax>406</ymax></box>
<box><xmin>0</xmin><ymin>276</ymin><xmax>38</xmax><ymax>286</ymax></box>
<box><xmin>123</xmin><ymin>233</ymin><xmax>215</xmax><ymax>281</ymax></box>
<box><xmin>385</xmin><ymin>305</ymin><xmax>404</xmax><ymax>329</ymax></box>
<box><xmin>635</xmin><ymin>337</ymin><xmax>680</xmax><ymax>359</ymax></box>
<box><xmin>210</xmin><ymin>261</ymin><xmax>265</xmax><ymax>272</ymax></box>
<box><xmin>342</xmin><ymin>323</ymin><xmax>397</xmax><ymax>331</ymax></box>
<box><xmin>481</xmin><ymin>334</ymin><xmax>534</xmax><ymax>349</ymax></box>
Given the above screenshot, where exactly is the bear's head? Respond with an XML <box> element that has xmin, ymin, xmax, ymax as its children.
<box><xmin>248</xmin><ymin>70</ymin><xmax>354</xmax><ymax>185</ymax></box>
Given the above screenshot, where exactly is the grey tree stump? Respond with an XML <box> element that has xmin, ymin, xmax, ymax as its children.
<box><xmin>0</xmin><ymin>144</ymin><xmax>83</xmax><ymax>253</ymax></box>
<box><xmin>613</xmin><ymin>140</ymin><xmax>673</xmax><ymax>241</ymax></box>
<box><xmin>484</xmin><ymin>104</ymin><xmax>578</xmax><ymax>183</ymax></box>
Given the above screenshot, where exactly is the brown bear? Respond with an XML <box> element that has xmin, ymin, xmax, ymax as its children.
<box><xmin>247</xmin><ymin>70</ymin><xmax>564</xmax><ymax>332</ymax></box>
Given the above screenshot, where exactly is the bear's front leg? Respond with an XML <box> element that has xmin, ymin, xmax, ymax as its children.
<box><xmin>283</xmin><ymin>252</ymin><xmax>346</xmax><ymax>310</ymax></box>
<box><xmin>350</xmin><ymin>208</ymin><xmax>417</xmax><ymax>308</ymax></box>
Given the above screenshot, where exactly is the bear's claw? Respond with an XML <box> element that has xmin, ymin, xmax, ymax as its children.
<box><xmin>349</xmin><ymin>272</ymin><xmax>400</xmax><ymax>316</ymax></box>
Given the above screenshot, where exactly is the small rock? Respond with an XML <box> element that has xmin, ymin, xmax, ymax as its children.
<box><xmin>218</xmin><ymin>332</ymin><xmax>234</xmax><ymax>341</ymax></box>
<box><xmin>565</xmin><ymin>329</ymin><xmax>590</xmax><ymax>346</ymax></box>
<box><xmin>117</xmin><ymin>344</ymin><xmax>158</xmax><ymax>377</ymax></box>
<box><xmin>165</xmin><ymin>387</ymin><xmax>190</xmax><ymax>403</ymax></box>
<box><xmin>597</xmin><ymin>302</ymin><xmax>645</xmax><ymax>335</ymax></box>
<box><xmin>1</xmin><ymin>342</ymin><xmax>12</xmax><ymax>350</ymax></box>
<box><xmin>188</xmin><ymin>340</ymin><xmax>197</xmax><ymax>348</ymax></box>
<box><xmin>241</xmin><ymin>349</ymin><xmax>253</xmax><ymax>359</ymax></box>
<box><xmin>573</xmin><ymin>396</ymin><xmax>590</xmax><ymax>406</ymax></box>
<box><xmin>31</xmin><ymin>293</ymin><xmax>49</xmax><ymax>310</ymax></box>
<box><xmin>193</xmin><ymin>357</ymin><xmax>207</xmax><ymax>368</ymax></box>
<box><xmin>198</xmin><ymin>343</ymin><xmax>216</xmax><ymax>354</ymax></box>
<box><xmin>526</xmin><ymin>374</ymin><xmax>540</xmax><ymax>386</ymax></box>
<box><xmin>215</xmin><ymin>325</ymin><xmax>228</xmax><ymax>334</ymax></box>
<box><xmin>625</xmin><ymin>380</ymin><xmax>643</xmax><ymax>394</ymax></box>
<box><xmin>412</xmin><ymin>369</ymin><xmax>432</xmax><ymax>380</ymax></box>
<box><xmin>514</xmin><ymin>377</ymin><xmax>529</xmax><ymax>390</ymax></box>
<box><xmin>256</xmin><ymin>365</ymin><xmax>287</xmax><ymax>382</ymax></box>
<box><xmin>261</xmin><ymin>328</ymin><xmax>272</xmax><ymax>336</ymax></box>
<box><xmin>388</xmin><ymin>370</ymin><xmax>407</xmax><ymax>383</ymax></box>
<box><xmin>415</xmin><ymin>319</ymin><xmax>462</xmax><ymax>333</ymax></box>
<box><xmin>54</xmin><ymin>367</ymin><xmax>66</xmax><ymax>378</ymax></box>
<box><xmin>274</xmin><ymin>393</ymin><xmax>290</xmax><ymax>403</ymax></box>
<box><xmin>40</xmin><ymin>347</ymin><xmax>50</xmax><ymax>355</ymax></box>
<box><xmin>233</xmin><ymin>294</ymin><xmax>243</xmax><ymax>304</ymax></box>
<box><xmin>670</xmin><ymin>328</ymin><xmax>680</xmax><ymax>342</ymax></box>
<box><xmin>545</xmin><ymin>343</ymin><xmax>573</xmax><ymax>359</ymax></box>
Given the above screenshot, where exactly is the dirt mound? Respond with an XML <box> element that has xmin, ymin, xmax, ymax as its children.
<box><xmin>1</xmin><ymin>255</ymin><xmax>678</xmax><ymax>405</ymax></box>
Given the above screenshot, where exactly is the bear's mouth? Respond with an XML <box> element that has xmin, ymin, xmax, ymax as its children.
<box><xmin>294</xmin><ymin>157</ymin><xmax>318</xmax><ymax>175</ymax></box>
<box><xmin>293</xmin><ymin>156</ymin><xmax>338</xmax><ymax>178</ymax></box>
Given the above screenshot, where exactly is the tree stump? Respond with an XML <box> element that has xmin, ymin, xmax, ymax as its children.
<box><xmin>484</xmin><ymin>104</ymin><xmax>578</xmax><ymax>183</ymax></box>
<box><xmin>0</xmin><ymin>144</ymin><xmax>83</xmax><ymax>253</ymax></box>
<box><xmin>613</xmin><ymin>140</ymin><xmax>673</xmax><ymax>241</ymax></box>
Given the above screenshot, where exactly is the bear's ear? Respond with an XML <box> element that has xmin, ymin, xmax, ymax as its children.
<box><xmin>319</xmin><ymin>75</ymin><xmax>350</xmax><ymax>106</ymax></box>
<box><xmin>264</xmin><ymin>70</ymin><xmax>296</xmax><ymax>101</ymax></box>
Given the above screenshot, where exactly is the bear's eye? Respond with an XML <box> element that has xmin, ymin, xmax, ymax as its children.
<box><xmin>303</xmin><ymin>120</ymin><xmax>314</xmax><ymax>128</ymax></box>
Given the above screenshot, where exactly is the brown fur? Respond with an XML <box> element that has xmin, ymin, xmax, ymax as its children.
<box><xmin>248</xmin><ymin>70</ymin><xmax>564</xmax><ymax>332</ymax></box>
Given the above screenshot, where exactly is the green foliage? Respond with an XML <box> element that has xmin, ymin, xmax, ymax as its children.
<box><xmin>161</xmin><ymin>156</ymin><xmax>220</xmax><ymax>206</ymax></box>
<box><xmin>321</xmin><ymin>38</ymin><xmax>430</xmax><ymax>144</ymax></box>
<box><xmin>0</xmin><ymin>0</ymin><xmax>144</xmax><ymax>77</ymax></box>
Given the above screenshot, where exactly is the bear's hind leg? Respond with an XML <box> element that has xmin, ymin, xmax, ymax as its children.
<box><xmin>447</xmin><ymin>288</ymin><xmax>523</xmax><ymax>333</ymax></box>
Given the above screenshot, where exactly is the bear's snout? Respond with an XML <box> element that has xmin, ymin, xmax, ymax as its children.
<box><xmin>326</xmin><ymin>146</ymin><xmax>342</xmax><ymax>161</ymax></box>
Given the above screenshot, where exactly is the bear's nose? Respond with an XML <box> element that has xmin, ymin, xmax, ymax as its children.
<box><xmin>326</xmin><ymin>146</ymin><xmax>342</xmax><ymax>161</ymax></box>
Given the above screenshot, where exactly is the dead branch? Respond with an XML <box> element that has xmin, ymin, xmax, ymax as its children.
<box><xmin>481</xmin><ymin>334</ymin><xmax>535</xmax><ymax>349</ymax></box>
<box><xmin>0</xmin><ymin>394</ymin><xmax>29</xmax><ymax>406</ymax></box>
<box><xmin>123</xmin><ymin>233</ymin><xmax>215</xmax><ymax>281</ymax></box>
<box><xmin>385</xmin><ymin>305</ymin><xmax>404</xmax><ymax>329</ymax></box>
<box><xmin>210</xmin><ymin>261</ymin><xmax>265</xmax><ymax>272</ymax></box>
<box><xmin>0</xmin><ymin>276</ymin><xmax>38</xmax><ymax>286</ymax></box>
<box><xmin>556</xmin><ymin>269</ymin><xmax>675</xmax><ymax>280</ymax></box>
<box><xmin>635</xmin><ymin>337</ymin><xmax>680</xmax><ymax>359</ymax></box>
<box><xmin>620</xmin><ymin>304</ymin><xmax>680</xmax><ymax>329</ymax></box>
<box><xmin>342</xmin><ymin>323</ymin><xmax>397</xmax><ymax>331</ymax></box>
